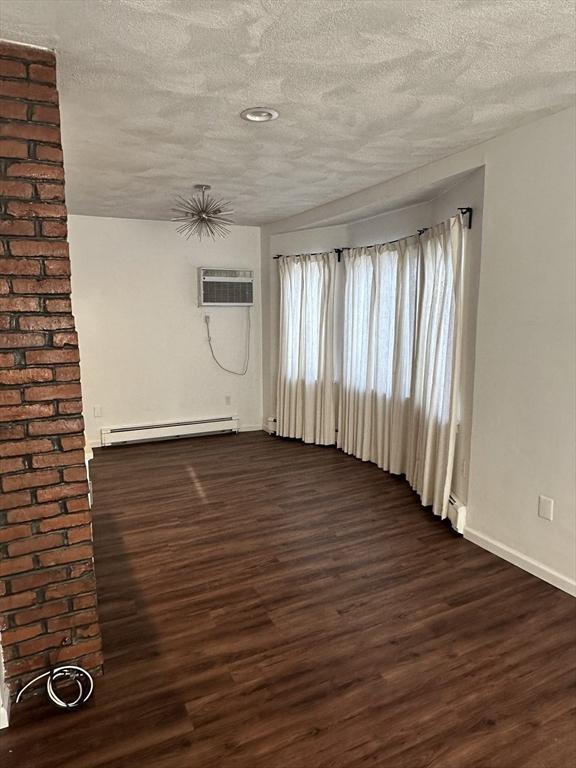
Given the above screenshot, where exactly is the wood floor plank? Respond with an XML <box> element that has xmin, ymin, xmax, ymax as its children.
<box><xmin>1</xmin><ymin>431</ymin><xmax>575</xmax><ymax>767</ymax></box>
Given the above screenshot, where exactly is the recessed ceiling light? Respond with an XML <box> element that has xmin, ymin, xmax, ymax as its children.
<box><xmin>240</xmin><ymin>107</ymin><xmax>279</xmax><ymax>123</ymax></box>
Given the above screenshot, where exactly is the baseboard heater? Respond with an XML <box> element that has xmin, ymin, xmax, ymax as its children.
<box><xmin>100</xmin><ymin>416</ymin><xmax>239</xmax><ymax>447</ymax></box>
<box><xmin>447</xmin><ymin>492</ymin><xmax>467</xmax><ymax>534</ymax></box>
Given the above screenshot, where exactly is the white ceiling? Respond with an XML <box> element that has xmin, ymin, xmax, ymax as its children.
<box><xmin>2</xmin><ymin>0</ymin><xmax>575</xmax><ymax>225</ymax></box>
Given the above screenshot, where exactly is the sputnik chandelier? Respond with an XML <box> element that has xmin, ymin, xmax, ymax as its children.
<box><xmin>172</xmin><ymin>184</ymin><xmax>234</xmax><ymax>241</ymax></box>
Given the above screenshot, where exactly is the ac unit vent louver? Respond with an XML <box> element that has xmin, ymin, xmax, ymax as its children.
<box><xmin>198</xmin><ymin>268</ymin><xmax>254</xmax><ymax>306</ymax></box>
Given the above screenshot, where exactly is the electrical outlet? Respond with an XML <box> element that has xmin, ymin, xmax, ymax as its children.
<box><xmin>538</xmin><ymin>495</ymin><xmax>554</xmax><ymax>521</ymax></box>
<box><xmin>225</xmin><ymin>395</ymin><xmax>231</xmax><ymax>406</ymax></box>
<box><xmin>93</xmin><ymin>405</ymin><xmax>102</xmax><ymax>418</ymax></box>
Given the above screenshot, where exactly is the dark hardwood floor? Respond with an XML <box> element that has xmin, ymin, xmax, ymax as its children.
<box><xmin>2</xmin><ymin>431</ymin><xmax>575</xmax><ymax>767</ymax></box>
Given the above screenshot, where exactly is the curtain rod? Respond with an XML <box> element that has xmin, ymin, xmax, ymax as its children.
<box><xmin>273</xmin><ymin>207</ymin><xmax>473</xmax><ymax>261</ymax></box>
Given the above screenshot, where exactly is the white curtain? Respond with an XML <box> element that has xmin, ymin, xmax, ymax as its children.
<box><xmin>276</xmin><ymin>252</ymin><xmax>338</xmax><ymax>444</ymax></box>
<box><xmin>275</xmin><ymin>214</ymin><xmax>465</xmax><ymax>517</ymax></box>
<box><xmin>338</xmin><ymin>236</ymin><xmax>419</xmax><ymax>473</ymax></box>
<box><xmin>338</xmin><ymin>216</ymin><xmax>465</xmax><ymax>516</ymax></box>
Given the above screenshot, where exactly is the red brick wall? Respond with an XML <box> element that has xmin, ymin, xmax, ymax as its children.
<box><xmin>0</xmin><ymin>41</ymin><xmax>103</xmax><ymax>695</ymax></box>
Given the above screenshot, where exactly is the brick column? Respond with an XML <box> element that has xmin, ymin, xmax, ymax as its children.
<box><xmin>0</xmin><ymin>41</ymin><xmax>103</xmax><ymax>697</ymax></box>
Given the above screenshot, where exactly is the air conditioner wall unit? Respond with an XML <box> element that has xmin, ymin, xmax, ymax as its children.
<box><xmin>198</xmin><ymin>267</ymin><xmax>254</xmax><ymax>306</ymax></box>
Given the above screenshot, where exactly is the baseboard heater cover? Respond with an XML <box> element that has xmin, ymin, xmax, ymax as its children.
<box><xmin>447</xmin><ymin>492</ymin><xmax>467</xmax><ymax>534</ymax></box>
<box><xmin>101</xmin><ymin>416</ymin><xmax>239</xmax><ymax>447</ymax></box>
<box><xmin>264</xmin><ymin>416</ymin><xmax>277</xmax><ymax>434</ymax></box>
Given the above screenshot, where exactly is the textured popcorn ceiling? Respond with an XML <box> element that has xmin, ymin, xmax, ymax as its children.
<box><xmin>2</xmin><ymin>0</ymin><xmax>575</xmax><ymax>225</ymax></box>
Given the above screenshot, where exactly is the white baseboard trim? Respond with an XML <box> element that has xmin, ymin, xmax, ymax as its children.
<box><xmin>464</xmin><ymin>526</ymin><xmax>576</xmax><ymax>597</ymax></box>
<box><xmin>239</xmin><ymin>425</ymin><xmax>264</xmax><ymax>432</ymax></box>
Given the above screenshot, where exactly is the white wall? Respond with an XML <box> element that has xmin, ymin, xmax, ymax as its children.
<box><xmin>466</xmin><ymin>110</ymin><xmax>576</xmax><ymax>594</ymax></box>
<box><xmin>346</xmin><ymin>200</ymin><xmax>433</xmax><ymax>248</ymax></box>
<box><xmin>69</xmin><ymin>217</ymin><xmax>262</xmax><ymax>446</ymax></box>
<box><xmin>262</xmin><ymin>107</ymin><xmax>576</xmax><ymax>595</ymax></box>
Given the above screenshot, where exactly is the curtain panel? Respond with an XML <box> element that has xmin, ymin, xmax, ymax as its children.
<box><xmin>276</xmin><ymin>214</ymin><xmax>465</xmax><ymax>517</ymax></box>
<box><xmin>338</xmin><ymin>216</ymin><xmax>464</xmax><ymax>516</ymax></box>
<box><xmin>276</xmin><ymin>252</ymin><xmax>338</xmax><ymax>444</ymax></box>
